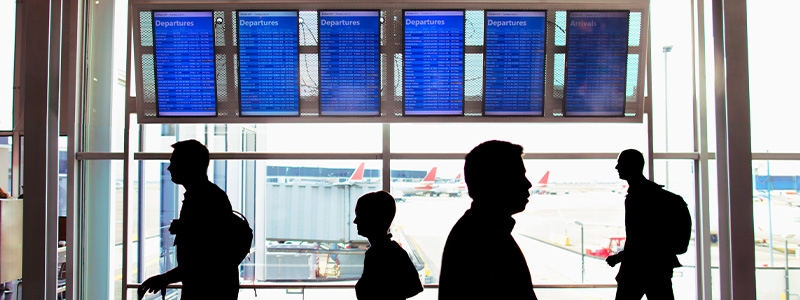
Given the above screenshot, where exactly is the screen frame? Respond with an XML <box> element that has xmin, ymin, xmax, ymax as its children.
<box><xmin>316</xmin><ymin>9</ymin><xmax>383</xmax><ymax>117</ymax></box>
<box><xmin>152</xmin><ymin>10</ymin><xmax>219</xmax><ymax>118</ymax></box>
<box><xmin>563</xmin><ymin>10</ymin><xmax>630</xmax><ymax>118</ymax></box>
<box><xmin>236</xmin><ymin>9</ymin><xmax>302</xmax><ymax>117</ymax></box>
<box><xmin>481</xmin><ymin>10</ymin><xmax>548</xmax><ymax>117</ymax></box>
<box><xmin>401</xmin><ymin>9</ymin><xmax>466</xmax><ymax>117</ymax></box>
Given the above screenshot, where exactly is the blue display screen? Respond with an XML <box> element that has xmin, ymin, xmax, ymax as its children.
<box><xmin>484</xmin><ymin>11</ymin><xmax>546</xmax><ymax>116</ymax></box>
<box><xmin>238</xmin><ymin>11</ymin><xmax>299</xmax><ymax>116</ymax></box>
<box><xmin>319</xmin><ymin>11</ymin><xmax>381</xmax><ymax>116</ymax></box>
<box><xmin>565</xmin><ymin>11</ymin><xmax>629</xmax><ymax>117</ymax></box>
<box><xmin>403</xmin><ymin>11</ymin><xmax>464</xmax><ymax>116</ymax></box>
<box><xmin>153</xmin><ymin>11</ymin><xmax>216</xmax><ymax>117</ymax></box>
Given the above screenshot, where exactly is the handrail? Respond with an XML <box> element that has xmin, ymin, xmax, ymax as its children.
<box><xmin>126</xmin><ymin>283</ymin><xmax>619</xmax><ymax>289</ymax></box>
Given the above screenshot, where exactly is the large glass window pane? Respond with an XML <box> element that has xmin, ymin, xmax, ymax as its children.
<box><xmin>391</xmin><ymin>123</ymin><xmax>646</xmax><ymax>154</ymax></box>
<box><xmin>748</xmin><ymin>1</ymin><xmax>800</xmax><ymax>153</ymax></box>
<box><xmin>84</xmin><ymin>0</ymin><xmax>127</xmax><ymax>152</ymax></box>
<box><xmin>0</xmin><ymin>1</ymin><xmax>14</xmax><ymax>131</ymax></box>
<box><xmin>82</xmin><ymin>160</ymin><xmax>124</xmax><ymax>299</ymax></box>
<box><xmin>56</xmin><ymin>137</ymin><xmax>68</xmax><ymax>217</ymax></box>
<box><xmin>654</xmin><ymin>159</ymin><xmax>698</xmax><ymax>299</ymax></box>
<box><xmin>132</xmin><ymin>159</ymin><xmax>382</xmax><ymax>300</ymax></box>
<box><xmin>751</xmin><ymin>160</ymin><xmax>800</xmax><ymax>299</ymax></box>
<box><xmin>0</xmin><ymin>136</ymin><xmax>11</xmax><ymax>196</ymax></box>
<box><xmin>263</xmin><ymin>124</ymin><xmax>381</xmax><ymax>153</ymax></box>
<box><xmin>141</xmin><ymin>124</ymin><xmax>382</xmax><ymax>153</ymax></box>
<box><xmin>650</xmin><ymin>0</ymin><xmax>695</xmax><ymax>153</ymax></box>
<box><xmin>392</xmin><ymin>159</ymin><xmax>629</xmax><ymax>289</ymax></box>
<box><xmin>708</xmin><ymin>159</ymin><xmax>721</xmax><ymax>299</ymax></box>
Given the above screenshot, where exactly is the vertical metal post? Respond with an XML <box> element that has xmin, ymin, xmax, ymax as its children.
<box><xmin>768</xmin><ymin>156</ymin><xmax>774</xmax><ymax>266</ymax></box>
<box><xmin>580</xmin><ymin>225</ymin><xmax>585</xmax><ymax>283</ymax></box>
<box><xmin>786</xmin><ymin>238</ymin><xmax>790</xmax><ymax>299</ymax></box>
<box><xmin>382</xmin><ymin>123</ymin><xmax>391</xmax><ymax>193</ymax></box>
<box><xmin>691</xmin><ymin>0</ymin><xmax>713</xmax><ymax>298</ymax></box>
<box><xmin>712</xmin><ymin>0</ymin><xmax>757</xmax><ymax>298</ymax></box>
<box><xmin>22</xmin><ymin>0</ymin><xmax>62</xmax><ymax>299</ymax></box>
<box><xmin>662</xmin><ymin>46</ymin><xmax>668</xmax><ymax>188</ymax></box>
<box><xmin>575</xmin><ymin>221</ymin><xmax>584</xmax><ymax>283</ymax></box>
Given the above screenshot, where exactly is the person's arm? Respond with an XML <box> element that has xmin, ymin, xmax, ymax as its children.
<box><xmin>0</xmin><ymin>186</ymin><xmax>9</xmax><ymax>198</ymax></box>
<box><xmin>138</xmin><ymin>266</ymin><xmax>181</xmax><ymax>299</ymax></box>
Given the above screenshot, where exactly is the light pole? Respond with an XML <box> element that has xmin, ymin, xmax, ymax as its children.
<box><xmin>785</xmin><ymin>233</ymin><xmax>795</xmax><ymax>300</ymax></box>
<box><xmin>575</xmin><ymin>221</ymin><xmax>585</xmax><ymax>283</ymax></box>
<box><xmin>662</xmin><ymin>45</ymin><xmax>673</xmax><ymax>189</ymax></box>
<box><xmin>768</xmin><ymin>156</ymin><xmax>774</xmax><ymax>266</ymax></box>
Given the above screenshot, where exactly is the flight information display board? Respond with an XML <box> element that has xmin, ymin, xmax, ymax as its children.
<box><xmin>238</xmin><ymin>11</ymin><xmax>299</xmax><ymax>116</ymax></box>
<box><xmin>565</xmin><ymin>11</ymin><xmax>629</xmax><ymax>117</ymax></box>
<box><xmin>153</xmin><ymin>11</ymin><xmax>216</xmax><ymax>117</ymax></box>
<box><xmin>403</xmin><ymin>10</ymin><xmax>464</xmax><ymax>116</ymax></box>
<box><xmin>318</xmin><ymin>11</ymin><xmax>381</xmax><ymax>116</ymax></box>
<box><xmin>484</xmin><ymin>11</ymin><xmax>547</xmax><ymax>116</ymax></box>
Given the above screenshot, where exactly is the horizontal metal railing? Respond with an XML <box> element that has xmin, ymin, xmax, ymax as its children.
<box><xmin>127</xmin><ymin>283</ymin><xmax>619</xmax><ymax>289</ymax></box>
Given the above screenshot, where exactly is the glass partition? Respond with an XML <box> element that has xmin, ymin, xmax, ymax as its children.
<box><xmin>0</xmin><ymin>136</ymin><xmax>11</xmax><ymax>196</ymax></box>
<box><xmin>390</xmin><ymin>123</ymin><xmax>647</xmax><ymax>154</ymax></box>
<box><xmin>751</xmin><ymin>160</ymin><xmax>800</xmax><ymax>299</ymax></box>
<box><xmin>0</xmin><ymin>0</ymin><xmax>15</xmax><ymax>131</ymax></box>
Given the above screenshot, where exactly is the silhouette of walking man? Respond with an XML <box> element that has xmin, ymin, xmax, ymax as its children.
<box><xmin>139</xmin><ymin>140</ymin><xmax>240</xmax><ymax>300</ymax></box>
<box><xmin>354</xmin><ymin>191</ymin><xmax>423</xmax><ymax>300</ymax></box>
<box><xmin>439</xmin><ymin>140</ymin><xmax>537</xmax><ymax>300</ymax></box>
<box><xmin>606</xmin><ymin>149</ymin><xmax>691</xmax><ymax>300</ymax></box>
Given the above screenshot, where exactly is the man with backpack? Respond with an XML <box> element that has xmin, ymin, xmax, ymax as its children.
<box><xmin>139</xmin><ymin>140</ymin><xmax>243</xmax><ymax>300</ymax></box>
<box><xmin>606</xmin><ymin>149</ymin><xmax>692</xmax><ymax>300</ymax></box>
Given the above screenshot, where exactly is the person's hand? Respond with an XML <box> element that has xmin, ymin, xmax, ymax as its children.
<box><xmin>168</xmin><ymin>219</ymin><xmax>181</xmax><ymax>235</ymax></box>
<box><xmin>606</xmin><ymin>254</ymin><xmax>622</xmax><ymax>267</ymax></box>
<box><xmin>138</xmin><ymin>274</ymin><xmax>169</xmax><ymax>300</ymax></box>
<box><xmin>0</xmin><ymin>187</ymin><xmax>9</xmax><ymax>198</ymax></box>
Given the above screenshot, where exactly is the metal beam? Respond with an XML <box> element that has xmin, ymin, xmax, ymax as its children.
<box><xmin>712</xmin><ymin>0</ymin><xmax>756</xmax><ymax>298</ymax></box>
<box><xmin>21</xmin><ymin>0</ymin><xmax>62</xmax><ymax>298</ymax></box>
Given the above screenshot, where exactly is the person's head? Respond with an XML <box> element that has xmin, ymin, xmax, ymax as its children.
<box><xmin>167</xmin><ymin>139</ymin><xmax>210</xmax><ymax>185</ymax></box>
<box><xmin>353</xmin><ymin>191</ymin><xmax>396</xmax><ymax>239</ymax></box>
<box><xmin>464</xmin><ymin>140</ymin><xmax>532</xmax><ymax>215</ymax></box>
<box><xmin>616</xmin><ymin>149</ymin><xmax>645</xmax><ymax>181</ymax></box>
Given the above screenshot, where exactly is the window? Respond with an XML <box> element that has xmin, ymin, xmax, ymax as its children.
<box><xmin>0</xmin><ymin>1</ymin><xmax>15</xmax><ymax>131</ymax></box>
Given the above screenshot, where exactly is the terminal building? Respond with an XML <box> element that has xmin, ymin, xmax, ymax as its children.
<box><xmin>0</xmin><ymin>0</ymin><xmax>795</xmax><ymax>299</ymax></box>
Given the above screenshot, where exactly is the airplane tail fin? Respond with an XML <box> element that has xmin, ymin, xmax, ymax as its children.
<box><xmin>349</xmin><ymin>162</ymin><xmax>365</xmax><ymax>182</ymax></box>
<box><xmin>538</xmin><ymin>171</ymin><xmax>550</xmax><ymax>185</ymax></box>
<box><xmin>422</xmin><ymin>167</ymin><xmax>437</xmax><ymax>183</ymax></box>
<box><xmin>454</xmin><ymin>173</ymin><xmax>462</xmax><ymax>182</ymax></box>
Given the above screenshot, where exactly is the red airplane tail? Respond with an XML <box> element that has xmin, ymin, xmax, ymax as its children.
<box><xmin>421</xmin><ymin>167</ymin><xmax>437</xmax><ymax>183</ymax></box>
<box><xmin>538</xmin><ymin>171</ymin><xmax>550</xmax><ymax>185</ymax></box>
<box><xmin>348</xmin><ymin>162</ymin><xmax>365</xmax><ymax>182</ymax></box>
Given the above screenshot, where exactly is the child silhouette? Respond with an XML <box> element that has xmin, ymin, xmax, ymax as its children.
<box><xmin>354</xmin><ymin>191</ymin><xmax>423</xmax><ymax>300</ymax></box>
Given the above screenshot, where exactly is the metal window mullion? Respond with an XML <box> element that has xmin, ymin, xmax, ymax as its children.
<box><xmin>22</xmin><ymin>0</ymin><xmax>62</xmax><ymax>298</ymax></box>
<box><xmin>76</xmin><ymin>152</ymin><xmax>126</xmax><ymax>160</ymax></box>
<box><xmin>712</xmin><ymin>0</ymin><xmax>757</xmax><ymax>298</ymax></box>
<box><xmin>382</xmin><ymin>123</ymin><xmax>390</xmax><ymax>192</ymax></box>
<box><xmin>645</xmin><ymin>14</ymin><xmax>655</xmax><ymax>180</ymax></box>
<box><xmin>751</xmin><ymin>153</ymin><xmax>800</xmax><ymax>160</ymax></box>
<box><xmin>692</xmin><ymin>0</ymin><xmax>713</xmax><ymax>298</ymax></box>
<box><xmin>121</xmin><ymin>2</ymin><xmax>137</xmax><ymax>299</ymax></box>
<box><xmin>63</xmin><ymin>0</ymin><xmax>87</xmax><ymax>297</ymax></box>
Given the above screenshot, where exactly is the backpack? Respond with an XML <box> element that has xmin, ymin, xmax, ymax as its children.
<box><xmin>662</xmin><ymin>189</ymin><xmax>692</xmax><ymax>255</ymax></box>
<box><xmin>229</xmin><ymin>211</ymin><xmax>254</xmax><ymax>265</ymax></box>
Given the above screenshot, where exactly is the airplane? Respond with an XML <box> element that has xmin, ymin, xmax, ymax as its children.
<box><xmin>530</xmin><ymin>171</ymin><xmax>627</xmax><ymax>195</ymax></box>
<box><xmin>334</xmin><ymin>162</ymin><xmax>366</xmax><ymax>186</ymax></box>
<box><xmin>391</xmin><ymin>167</ymin><xmax>438</xmax><ymax>198</ymax></box>
<box><xmin>432</xmin><ymin>173</ymin><xmax>467</xmax><ymax>197</ymax></box>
